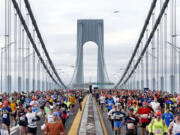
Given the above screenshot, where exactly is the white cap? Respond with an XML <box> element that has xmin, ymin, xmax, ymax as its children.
<box><xmin>50</xmin><ymin>106</ymin><xmax>54</xmax><ymax>110</ymax></box>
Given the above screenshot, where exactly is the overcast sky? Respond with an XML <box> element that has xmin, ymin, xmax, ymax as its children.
<box><xmin>0</xmin><ymin>0</ymin><xmax>180</xmax><ymax>88</ymax></box>
<box><xmin>28</xmin><ymin>0</ymin><xmax>153</xmax><ymax>84</ymax></box>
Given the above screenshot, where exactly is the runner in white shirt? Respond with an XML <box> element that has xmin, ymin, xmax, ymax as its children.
<box><xmin>99</xmin><ymin>94</ymin><xmax>106</xmax><ymax>112</ymax></box>
<box><xmin>113</xmin><ymin>96</ymin><xmax>119</xmax><ymax>106</ymax></box>
<box><xmin>168</xmin><ymin>111</ymin><xmax>180</xmax><ymax>135</ymax></box>
<box><xmin>150</xmin><ymin>97</ymin><xmax>161</xmax><ymax>112</ymax></box>
<box><xmin>46</xmin><ymin>106</ymin><xmax>54</xmax><ymax>123</ymax></box>
<box><xmin>26</xmin><ymin>105</ymin><xmax>40</xmax><ymax>135</ymax></box>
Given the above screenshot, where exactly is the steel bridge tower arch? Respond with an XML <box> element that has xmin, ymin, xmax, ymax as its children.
<box><xmin>74</xmin><ymin>19</ymin><xmax>107</xmax><ymax>86</ymax></box>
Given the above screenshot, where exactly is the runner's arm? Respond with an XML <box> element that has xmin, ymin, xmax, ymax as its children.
<box><xmin>168</xmin><ymin>122</ymin><xmax>174</xmax><ymax>135</ymax></box>
<box><xmin>44</xmin><ymin>124</ymin><xmax>49</xmax><ymax>135</ymax></box>
<box><xmin>163</xmin><ymin>120</ymin><xmax>168</xmax><ymax>134</ymax></box>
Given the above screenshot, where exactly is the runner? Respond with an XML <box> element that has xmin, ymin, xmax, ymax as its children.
<box><xmin>148</xmin><ymin>111</ymin><xmax>168</xmax><ymax>135</ymax></box>
<box><xmin>150</xmin><ymin>97</ymin><xmax>161</xmax><ymax>112</ymax></box>
<box><xmin>68</xmin><ymin>94</ymin><xmax>76</xmax><ymax>113</ymax></box>
<box><xmin>162</xmin><ymin>107</ymin><xmax>174</xmax><ymax>127</ymax></box>
<box><xmin>17</xmin><ymin>103</ymin><xmax>28</xmax><ymax>135</ymax></box>
<box><xmin>39</xmin><ymin>96</ymin><xmax>46</xmax><ymax>117</ymax></box>
<box><xmin>137</xmin><ymin>101</ymin><xmax>152</xmax><ymax>135</ymax></box>
<box><xmin>64</xmin><ymin>97</ymin><xmax>71</xmax><ymax>116</ymax></box>
<box><xmin>44</xmin><ymin>113</ymin><xmax>66</xmax><ymax>135</ymax></box>
<box><xmin>26</xmin><ymin>105</ymin><xmax>41</xmax><ymax>135</ymax></box>
<box><xmin>168</xmin><ymin>111</ymin><xmax>180</xmax><ymax>135</ymax></box>
<box><xmin>113</xmin><ymin>103</ymin><xmax>125</xmax><ymax>135</ymax></box>
<box><xmin>107</xmin><ymin>104</ymin><xmax>116</xmax><ymax>130</ymax></box>
<box><xmin>46</xmin><ymin>106</ymin><xmax>54</xmax><ymax>123</ymax></box>
<box><xmin>99</xmin><ymin>93</ymin><xmax>106</xmax><ymax>112</ymax></box>
<box><xmin>125</xmin><ymin>108</ymin><xmax>139</xmax><ymax>135</ymax></box>
<box><xmin>44</xmin><ymin>102</ymin><xmax>50</xmax><ymax>117</ymax></box>
<box><xmin>1</xmin><ymin>100</ymin><xmax>12</xmax><ymax>135</ymax></box>
<box><xmin>78</xmin><ymin>94</ymin><xmax>83</xmax><ymax>111</ymax></box>
<box><xmin>10</xmin><ymin>98</ymin><xmax>17</xmax><ymax>126</ymax></box>
<box><xmin>106</xmin><ymin>95</ymin><xmax>115</xmax><ymax>112</ymax></box>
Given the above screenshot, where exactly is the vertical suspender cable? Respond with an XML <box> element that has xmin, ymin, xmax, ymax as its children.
<box><xmin>11</xmin><ymin>0</ymin><xmax>60</xmax><ymax>88</ymax></box>
<box><xmin>23</xmin><ymin>0</ymin><xmax>67</xmax><ymax>89</ymax></box>
<box><xmin>115</xmin><ymin>0</ymin><xmax>158</xmax><ymax>88</ymax></box>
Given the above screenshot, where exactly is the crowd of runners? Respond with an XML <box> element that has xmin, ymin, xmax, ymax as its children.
<box><xmin>1</xmin><ymin>89</ymin><xmax>180</xmax><ymax>135</ymax></box>
<box><xmin>95</xmin><ymin>89</ymin><xmax>180</xmax><ymax>135</ymax></box>
<box><xmin>0</xmin><ymin>90</ymin><xmax>84</xmax><ymax>135</ymax></box>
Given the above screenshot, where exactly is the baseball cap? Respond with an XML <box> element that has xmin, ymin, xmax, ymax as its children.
<box><xmin>129</xmin><ymin>108</ymin><xmax>134</xmax><ymax>112</ymax></box>
<box><xmin>53</xmin><ymin>112</ymin><xmax>59</xmax><ymax>117</ymax></box>
<box><xmin>26</xmin><ymin>104</ymin><xmax>31</xmax><ymax>109</ymax></box>
<box><xmin>143</xmin><ymin>101</ymin><xmax>147</xmax><ymax>106</ymax></box>
<box><xmin>155</xmin><ymin>112</ymin><xmax>162</xmax><ymax>116</ymax></box>
<box><xmin>3</xmin><ymin>100</ymin><xmax>8</xmax><ymax>105</ymax></box>
<box><xmin>50</xmin><ymin>106</ymin><xmax>54</xmax><ymax>110</ymax></box>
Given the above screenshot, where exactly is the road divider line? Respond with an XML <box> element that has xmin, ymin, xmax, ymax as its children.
<box><xmin>95</xmin><ymin>100</ymin><xmax>108</xmax><ymax>135</ymax></box>
<box><xmin>68</xmin><ymin>95</ymin><xmax>88</xmax><ymax>135</ymax></box>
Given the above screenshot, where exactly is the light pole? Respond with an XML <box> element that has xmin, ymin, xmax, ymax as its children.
<box><xmin>157</xmin><ymin>29</ymin><xmax>160</xmax><ymax>91</ymax></box>
<box><xmin>22</xmin><ymin>51</ymin><xmax>33</xmax><ymax>92</ymax></box>
<box><xmin>1</xmin><ymin>42</ymin><xmax>14</xmax><ymax>94</ymax></box>
<box><xmin>19</xmin><ymin>46</ymin><xmax>30</xmax><ymax>92</ymax></box>
<box><xmin>141</xmin><ymin>41</ymin><xmax>144</xmax><ymax>90</ymax></box>
<box><xmin>152</xmin><ymin>12</ymin><xmax>156</xmax><ymax>91</ymax></box>
<box><xmin>1</xmin><ymin>48</ymin><xmax>4</xmax><ymax>94</ymax></box>
<box><xmin>147</xmin><ymin>52</ymin><xmax>157</xmax><ymax>90</ymax></box>
<box><xmin>145</xmin><ymin>29</ymin><xmax>149</xmax><ymax>89</ymax></box>
<box><xmin>166</xmin><ymin>41</ymin><xmax>180</xmax><ymax>93</ymax></box>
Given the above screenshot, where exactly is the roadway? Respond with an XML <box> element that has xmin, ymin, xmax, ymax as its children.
<box><xmin>11</xmin><ymin>94</ymin><xmax>143</xmax><ymax>135</ymax></box>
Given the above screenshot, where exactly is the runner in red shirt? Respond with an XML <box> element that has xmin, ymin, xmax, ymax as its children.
<box><xmin>137</xmin><ymin>101</ymin><xmax>152</xmax><ymax>135</ymax></box>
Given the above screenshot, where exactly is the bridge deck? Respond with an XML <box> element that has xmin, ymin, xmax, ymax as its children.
<box><xmin>11</xmin><ymin>94</ymin><xmax>143</xmax><ymax>135</ymax></box>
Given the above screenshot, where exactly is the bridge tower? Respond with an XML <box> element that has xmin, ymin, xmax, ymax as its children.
<box><xmin>74</xmin><ymin>19</ymin><xmax>107</xmax><ymax>86</ymax></box>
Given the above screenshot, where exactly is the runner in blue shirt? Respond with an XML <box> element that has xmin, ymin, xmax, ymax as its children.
<box><xmin>1</xmin><ymin>100</ymin><xmax>12</xmax><ymax>135</ymax></box>
<box><xmin>106</xmin><ymin>96</ymin><xmax>115</xmax><ymax>111</ymax></box>
<box><xmin>162</xmin><ymin>107</ymin><xmax>174</xmax><ymax>127</ymax></box>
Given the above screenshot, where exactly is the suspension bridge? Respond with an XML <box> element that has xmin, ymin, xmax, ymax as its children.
<box><xmin>0</xmin><ymin>0</ymin><xmax>179</xmax><ymax>93</ymax></box>
<box><xmin>0</xmin><ymin>0</ymin><xmax>179</xmax><ymax>134</ymax></box>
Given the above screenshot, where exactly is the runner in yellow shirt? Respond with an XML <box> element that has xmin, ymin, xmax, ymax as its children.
<box><xmin>68</xmin><ymin>94</ymin><xmax>76</xmax><ymax>113</ymax></box>
<box><xmin>10</xmin><ymin>99</ymin><xmax>17</xmax><ymax>125</ymax></box>
<box><xmin>148</xmin><ymin>112</ymin><xmax>168</xmax><ymax>135</ymax></box>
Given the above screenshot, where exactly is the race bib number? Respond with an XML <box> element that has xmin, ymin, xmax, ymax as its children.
<box><xmin>116</xmin><ymin>114</ymin><xmax>123</xmax><ymax>119</ymax></box>
<box><xmin>116</xmin><ymin>116</ymin><xmax>121</xmax><ymax>119</ymax></box>
<box><xmin>20</xmin><ymin>116</ymin><xmax>25</xmax><ymax>121</ymax></box>
<box><xmin>3</xmin><ymin>114</ymin><xmax>7</xmax><ymax>118</ymax></box>
<box><xmin>127</xmin><ymin>123</ymin><xmax>135</xmax><ymax>129</ymax></box>
<box><xmin>141</xmin><ymin>114</ymin><xmax>148</xmax><ymax>118</ymax></box>
<box><xmin>154</xmin><ymin>129</ymin><xmax>161</xmax><ymax>135</ymax></box>
<box><xmin>109</xmin><ymin>103</ymin><xmax>113</xmax><ymax>106</ymax></box>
